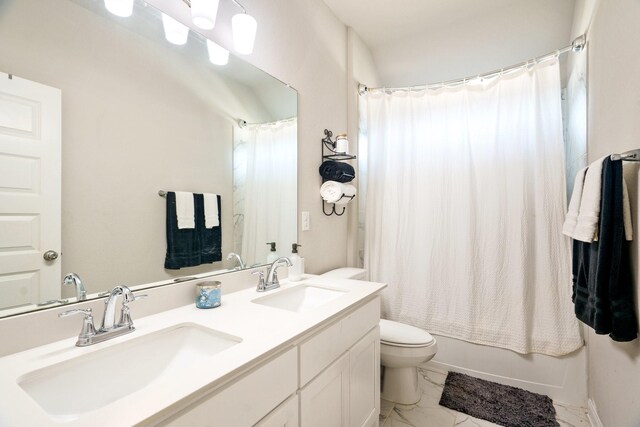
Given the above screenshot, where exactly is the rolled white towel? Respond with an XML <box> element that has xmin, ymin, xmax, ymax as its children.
<box><xmin>203</xmin><ymin>193</ymin><xmax>220</xmax><ymax>228</ymax></box>
<box><xmin>175</xmin><ymin>191</ymin><xmax>195</xmax><ymax>229</ymax></box>
<box><xmin>320</xmin><ymin>181</ymin><xmax>356</xmax><ymax>205</ymax></box>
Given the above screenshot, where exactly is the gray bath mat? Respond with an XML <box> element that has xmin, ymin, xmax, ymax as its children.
<box><xmin>439</xmin><ymin>372</ymin><xmax>559</xmax><ymax>427</ymax></box>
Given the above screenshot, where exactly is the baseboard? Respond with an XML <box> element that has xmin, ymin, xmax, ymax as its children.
<box><xmin>587</xmin><ymin>399</ymin><xmax>604</xmax><ymax>427</ymax></box>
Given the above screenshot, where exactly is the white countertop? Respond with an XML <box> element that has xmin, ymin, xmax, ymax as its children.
<box><xmin>0</xmin><ymin>275</ymin><xmax>386</xmax><ymax>426</ymax></box>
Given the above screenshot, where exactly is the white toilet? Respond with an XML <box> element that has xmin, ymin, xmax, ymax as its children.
<box><xmin>321</xmin><ymin>268</ymin><xmax>437</xmax><ymax>405</ymax></box>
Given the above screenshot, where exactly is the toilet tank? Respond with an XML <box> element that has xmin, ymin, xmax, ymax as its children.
<box><xmin>321</xmin><ymin>268</ymin><xmax>367</xmax><ymax>280</ymax></box>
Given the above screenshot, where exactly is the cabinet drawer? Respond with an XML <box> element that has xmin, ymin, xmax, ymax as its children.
<box><xmin>340</xmin><ymin>297</ymin><xmax>380</xmax><ymax>352</ymax></box>
<box><xmin>299</xmin><ymin>297</ymin><xmax>379</xmax><ymax>386</ymax></box>
<box><xmin>158</xmin><ymin>347</ymin><xmax>297</xmax><ymax>427</ymax></box>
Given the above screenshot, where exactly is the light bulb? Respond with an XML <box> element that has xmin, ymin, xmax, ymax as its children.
<box><xmin>104</xmin><ymin>0</ymin><xmax>134</xmax><ymax>17</ymax></box>
<box><xmin>232</xmin><ymin>13</ymin><xmax>257</xmax><ymax>55</ymax></box>
<box><xmin>161</xmin><ymin>13</ymin><xmax>189</xmax><ymax>45</ymax></box>
<box><xmin>207</xmin><ymin>40</ymin><xmax>229</xmax><ymax>66</ymax></box>
<box><xmin>191</xmin><ymin>0</ymin><xmax>219</xmax><ymax>30</ymax></box>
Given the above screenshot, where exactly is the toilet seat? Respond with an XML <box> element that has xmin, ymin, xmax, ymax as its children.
<box><xmin>380</xmin><ymin>319</ymin><xmax>434</xmax><ymax>347</ymax></box>
<box><xmin>381</xmin><ymin>340</ymin><xmax>436</xmax><ymax>349</ymax></box>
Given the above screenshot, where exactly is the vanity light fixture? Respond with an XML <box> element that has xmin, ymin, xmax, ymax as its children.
<box><xmin>232</xmin><ymin>12</ymin><xmax>257</xmax><ymax>55</ymax></box>
<box><xmin>190</xmin><ymin>0</ymin><xmax>220</xmax><ymax>30</ymax></box>
<box><xmin>183</xmin><ymin>0</ymin><xmax>258</xmax><ymax>56</ymax></box>
<box><xmin>104</xmin><ymin>0</ymin><xmax>134</xmax><ymax>17</ymax></box>
<box><xmin>161</xmin><ymin>13</ymin><xmax>190</xmax><ymax>45</ymax></box>
<box><xmin>103</xmin><ymin>0</ymin><xmax>257</xmax><ymax>60</ymax></box>
<box><xmin>207</xmin><ymin>39</ymin><xmax>229</xmax><ymax>65</ymax></box>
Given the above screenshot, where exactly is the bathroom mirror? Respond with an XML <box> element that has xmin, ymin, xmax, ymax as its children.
<box><xmin>0</xmin><ymin>0</ymin><xmax>297</xmax><ymax>317</ymax></box>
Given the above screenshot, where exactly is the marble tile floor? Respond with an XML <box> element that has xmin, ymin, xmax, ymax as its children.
<box><xmin>379</xmin><ymin>364</ymin><xmax>590</xmax><ymax>427</ymax></box>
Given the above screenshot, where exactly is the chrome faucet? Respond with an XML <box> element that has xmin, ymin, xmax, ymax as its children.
<box><xmin>267</xmin><ymin>257</ymin><xmax>293</xmax><ymax>286</ymax></box>
<box><xmin>63</xmin><ymin>273</ymin><xmax>87</xmax><ymax>301</ymax></box>
<box><xmin>59</xmin><ymin>285</ymin><xmax>147</xmax><ymax>347</ymax></box>
<box><xmin>254</xmin><ymin>257</ymin><xmax>292</xmax><ymax>292</ymax></box>
<box><xmin>101</xmin><ymin>285</ymin><xmax>134</xmax><ymax>331</ymax></box>
<box><xmin>227</xmin><ymin>252</ymin><xmax>246</xmax><ymax>270</ymax></box>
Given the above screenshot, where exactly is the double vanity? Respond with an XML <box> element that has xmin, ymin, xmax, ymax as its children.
<box><xmin>0</xmin><ymin>274</ymin><xmax>386</xmax><ymax>426</ymax></box>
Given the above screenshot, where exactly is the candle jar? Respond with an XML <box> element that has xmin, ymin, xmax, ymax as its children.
<box><xmin>335</xmin><ymin>134</ymin><xmax>349</xmax><ymax>154</ymax></box>
<box><xmin>195</xmin><ymin>281</ymin><xmax>221</xmax><ymax>309</ymax></box>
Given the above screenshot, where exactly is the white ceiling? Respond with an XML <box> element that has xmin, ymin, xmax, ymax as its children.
<box><xmin>322</xmin><ymin>0</ymin><xmax>576</xmax><ymax>87</ymax></box>
<box><xmin>321</xmin><ymin>0</ymin><xmax>520</xmax><ymax>48</ymax></box>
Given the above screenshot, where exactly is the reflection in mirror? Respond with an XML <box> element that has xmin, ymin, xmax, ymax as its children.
<box><xmin>233</xmin><ymin>119</ymin><xmax>298</xmax><ymax>265</ymax></box>
<box><xmin>0</xmin><ymin>0</ymin><xmax>297</xmax><ymax>317</ymax></box>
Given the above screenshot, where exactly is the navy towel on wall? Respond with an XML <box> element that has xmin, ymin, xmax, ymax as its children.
<box><xmin>319</xmin><ymin>160</ymin><xmax>355</xmax><ymax>183</ymax></box>
<box><xmin>164</xmin><ymin>192</ymin><xmax>222</xmax><ymax>270</ymax></box>
<box><xmin>572</xmin><ymin>158</ymin><xmax>638</xmax><ymax>341</ymax></box>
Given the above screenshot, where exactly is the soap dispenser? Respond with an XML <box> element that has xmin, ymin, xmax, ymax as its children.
<box><xmin>289</xmin><ymin>243</ymin><xmax>303</xmax><ymax>281</ymax></box>
<box><xmin>266</xmin><ymin>242</ymin><xmax>279</xmax><ymax>264</ymax></box>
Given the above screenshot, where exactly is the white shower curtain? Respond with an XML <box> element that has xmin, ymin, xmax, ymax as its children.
<box><xmin>234</xmin><ymin>119</ymin><xmax>297</xmax><ymax>265</ymax></box>
<box><xmin>360</xmin><ymin>60</ymin><xmax>582</xmax><ymax>355</ymax></box>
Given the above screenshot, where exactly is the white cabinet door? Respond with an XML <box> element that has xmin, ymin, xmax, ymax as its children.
<box><xmin>0</xmin><ymin>73</ymin><xmax>61</xmax><ymax>307</ymax></box>
<box><xmin>254</xmin><ymin>395</ymin><xmax>298</xmax><ymax>427</ymax></box>
<box><xmin>349</xmin><ymin>327</ymin><xmax>380</xmax><ymax>427</ymax></box>
<box><xmin>300</xmin><ymin>352</ymin><xmax>350</xmax><ymax>427</ymax></box>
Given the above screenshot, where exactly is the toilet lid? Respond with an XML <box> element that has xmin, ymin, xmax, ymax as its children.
<box><xmin>380</xmin><ymin>319</ymin><xmax>434</xmax><ymax>346</ymax></box>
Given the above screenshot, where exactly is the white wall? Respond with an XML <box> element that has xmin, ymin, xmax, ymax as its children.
<box><xmin>346</xmin><ymin>29</ymin><xmax>381</xmax><ymax>267</ymax></box>
<box><xmin>149</xmin><ymin>0</ymin><xmax>350</xmax><ymax>274</ymax></box>
<box><xmin>583</xmin><ymin>1</ymin><xmax>640</xmax><ymax>425</ymax></box>
<box><xmin>348</xmin><ymin>29</ymin><xmax>382</xmax><ymax>91</ymax></box>
<box><xmin>369</xmin><ymin>0</ymin><xmax>575</xmax><ymax>87</ymax></box>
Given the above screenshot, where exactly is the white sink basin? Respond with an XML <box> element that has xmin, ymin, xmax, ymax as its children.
<box><xmin>252</xmin><ymin>285</ymin><xmax>347</xmax><ymax>312</ymax></box>
<box><xmin>18</xmin><ymin>323</ymin><xmax>241</xmax><ymax>421</ymax></box>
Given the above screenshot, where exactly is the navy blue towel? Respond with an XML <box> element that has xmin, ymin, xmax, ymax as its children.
<box><xmin>319</xmin><ymin>160</ymin><xmax>355</xmax><ymax>183</ymax></box>
<box><xmin>164</xmin><ymin>192</ymin><xmax>222</xmax><ymax>270</ymax></box>
<box><xmin>572</xmin><ymin>158</ymin><xmax>638</xmax><ymax>341</ymax></box>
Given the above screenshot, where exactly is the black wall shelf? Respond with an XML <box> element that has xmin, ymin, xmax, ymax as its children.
<box><xmin>320</xmin><ymin>129</ymin><xmax>356</xmax><ymax>216</ymax></box>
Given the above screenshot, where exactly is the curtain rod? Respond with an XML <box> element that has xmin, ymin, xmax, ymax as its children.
<box><xmin>236</xmin><ymin>116</ymin><xmax>297</xmax><ymax>128</ymax></box>
<box><xmin>182</xmin><ymin>0</ymin><xmax>247</xmax><ymax>13</ymax></box>
<box><xmin>359</xmin><ymin>34</ymin><xmax>586</xmax><ymax>95</ymax></box>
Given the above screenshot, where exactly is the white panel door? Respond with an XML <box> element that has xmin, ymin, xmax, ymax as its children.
<box><xmin>0</xmin><ymin>72</ymin><xmax>61</xmax><ymax>307</ymax></box>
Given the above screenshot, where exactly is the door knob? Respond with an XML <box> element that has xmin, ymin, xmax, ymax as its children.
<box><xmin>43</xmin><ymin>250</ymin><xmax>59</xmax><ymax>261</ymax></box>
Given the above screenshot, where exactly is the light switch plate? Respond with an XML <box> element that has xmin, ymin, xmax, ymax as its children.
<box><xmin>301</xmin><ymin>211</ymin><xmax>310</xmax><ymax>231</ymax></box>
